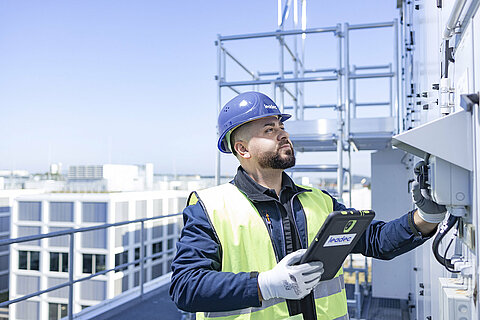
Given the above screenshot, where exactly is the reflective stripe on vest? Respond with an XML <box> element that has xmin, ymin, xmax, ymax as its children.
<box><xmin>190</xmin><ymin>183</ymin><xmax>348</xmax><ymax>320</ymax></box>
<box><xmin>201</xmin><ymin>274</ymin><xmax>346</xmax><ymax>318</ymax></box>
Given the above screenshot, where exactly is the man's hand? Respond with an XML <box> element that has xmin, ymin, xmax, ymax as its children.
<box><xmin>411</xmin><ymin>181</ymin><xmax>447</xmax><ymax>223</ymax></box>
<box><xmin>258</xmin><ymin>249</ymin><xmax>324</xmax><ymax>301</ymax></box>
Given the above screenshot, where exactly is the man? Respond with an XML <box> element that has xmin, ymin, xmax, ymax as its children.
<box><xmin>170</xmin><ymin>91</ymin><xmax>446</xmax><ymax>320</ymax></box>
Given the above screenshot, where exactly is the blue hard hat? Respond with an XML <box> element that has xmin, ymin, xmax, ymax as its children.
<box><xmin>217</xmin><ymin>91</ymin><xmax>291</xmax><ymax>153</ymax></box>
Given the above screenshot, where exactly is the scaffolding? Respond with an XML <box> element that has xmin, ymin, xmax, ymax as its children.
<box><xmin>215</xmin><ymin>21</ymin><xmax>399</xmax><ymax>200</ymax></box>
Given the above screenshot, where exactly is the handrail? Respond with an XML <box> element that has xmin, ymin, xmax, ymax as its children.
<box><xmin>3</xmin><ymin>212</ymin><xmax>183</xmax><ymax>319</ymax></box>
<box><xmin>0</xmin><ymin>212</ymin><xmax>181</xmax><ymax>246</ymax></box>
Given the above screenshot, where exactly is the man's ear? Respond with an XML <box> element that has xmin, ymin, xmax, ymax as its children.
<box><xmin>234</xmin><ymin>141</ymin><xmax>251</xmax><ymax>159</ymax></box>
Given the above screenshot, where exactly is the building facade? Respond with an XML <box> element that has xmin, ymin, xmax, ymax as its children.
<box><xmin>0</xmin><ymin>190</ymin><xmax>44</xmax><ymax>296</ymax></box>
<box><xmin>9</xmin><ymin>189</ymin><xmax>188</xmax><ymax>320</ymax></box>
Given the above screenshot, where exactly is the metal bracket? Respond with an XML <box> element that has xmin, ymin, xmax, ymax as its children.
<box><xmin>441</xmin><ymin>39</ymin><xmax>455</xmax><ymax>78</ymax></box>
<box><xmin>460</xmin><ymin>93</ymin><xmax>480</xmax><ymax>112</ymax></box>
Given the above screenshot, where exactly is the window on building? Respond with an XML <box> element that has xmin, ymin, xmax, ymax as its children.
<box><xmin>115</xmin><ymin>202</ymin><xmax>128</xmax><ymax>222</ymax></box>
<box><xmin>153</xmin><ymin>199</ymin><xmax>163</xmax><ymax>215</ymax></box>
<box><xmin>49</xmin><ymin>227</ymin><xmax>70</xmax><ymax>247</ymax></box>
<box><xmin>134</xmin><ymin>228</ymin><xmax>147</xmax><ymax>244</ymax></box>
<box><xmin>133</xmin><ymin>269</ymin><xmax>147</xmax><ymax>288</ymax></box>
<box><xmin>152</xmin><ymin>241</ymin><xmax>163</xmax><ymax>261</ymax></box>
<box><xmin>18</xmin><ymin>250</ymin><xmax>40</xmax><ymax>271</ymax></box>
<box><xmin>18</xmin><ymin>201</ymin><xmax>42</xmax><ymax>221</ymax></box>
<box><xmin>0</xmin><ymin>235</ymin><xmax>8</xmax><ymax>253</ymax></box>
<box><xmin>82</xmin><ymin>254</ymin><xmax>106</xmax><ymax>274</ymax></box>
<box><xmin>135</xmin><ymin>200</ymin><xmax>146</xmax><ymax>219</ymax></box>
<box><xmin>18</xmin><ymin>226</ymin><xmax>41</xmax><ymax>246</ymax></box>
<box><xmin>167</xmin><ymin>223</ymin><xmax>175</xmax><ymax>235</ymax></box>
<box><xmin>82</xmin><ymin>202</ymin><xmax>107</xmax><ymax>223</ymax></box>
<box><xmin>166</xmin><ymin>258</ymin><xmax>173</xmax><ymax>272</ymax></box>
<box><xmin>80</xmin><ymin>280</ymin><xmax>106</xmax><ymax>301</ymax></box>
<box><xmin>0</xmin><ymin>255</ymin><xmax>7</xmax><ymax>271</ymax></box>
<box><xmin>0</xmin><ymin>215</ymin><xmax>10</xmax><ymax>233</ymax></box>
<box><xmin>167</xmin><ymin>239</ymin><xmax>174</xmax><ymax>251</ymax></box>
<box><xmin>82</xmin><ymin>229</ymin><xmax>107</xmax><ymax>249</ymax></box>
<box><xmin>114</xmin><ymin>251</ymin><xmax>128</xmax><ymax>272</ymax></box>
<box><xmin>134</xmin><ymin>246</ymin><xmax>147</xmax><ymax>267</ymax></box>
<box><xmin>50</xmin><ymin>252</ymin><xmax>68</xmax><ymax>272</ymax></box>
<box><xmin>151</xmin><ymin>262</ymin><xmax>164</xmax><ymax>280</ymax></box>
<box><xmin>152</xmin><ymin>223</ymin><xmax>163</xmax><ymax>239</ymax></box>
<box><xmin>48</xmin><ymin>302</ymin><xmax>67</xmax><ymax>320</ymax></box>
<box><xmin>177</xmin><ymin>198</ymin><xmax>187</xmax><ymax>211</ymax></box>
<box><xmin>115</xmin><ymin>226</ymin><xmax>129</xmax><ymax>247</ymax></box>
<box><xmin>16</xmin><ymin>300</ymin><xmax>39</xmax><ymax>319</ymax></box>
<box><xmin>49</xmin><ymin>202</ymin><xmax>74</xmax><ymax>222</ymax></box>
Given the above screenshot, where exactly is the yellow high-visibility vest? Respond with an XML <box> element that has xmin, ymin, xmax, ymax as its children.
<box><xmin>188</xmin><ymin>183</ymin><xmax>348</xmax><ymax>320</ymax></box>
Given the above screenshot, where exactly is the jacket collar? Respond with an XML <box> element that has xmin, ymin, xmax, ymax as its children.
<box><xmin>232</xmin><ymin>166</ymin><xmax>309</xmax><ymax>202</ymax></box>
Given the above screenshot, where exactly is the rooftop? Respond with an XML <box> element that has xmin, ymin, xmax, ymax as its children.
<box><xmin>91</xmin><ymin>283</ymin><xmax>409</xmax><ymax>320</ymax></box>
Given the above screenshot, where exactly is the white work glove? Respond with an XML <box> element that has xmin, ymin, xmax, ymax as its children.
<box><xmin>258</xmin><ymin>249</ymin><xmax>324</xmax><ymax>301</ymax></box>
<box><xmin>411</xmin><ymin>181</ymin><xmax>447</xmax><ymax>223</ymax></box>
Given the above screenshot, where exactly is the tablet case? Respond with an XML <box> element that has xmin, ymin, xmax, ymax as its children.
<box><xmin>299</xmin><ymin>210</ymin><xmax>375</xmax><ymax>281</ymax></box>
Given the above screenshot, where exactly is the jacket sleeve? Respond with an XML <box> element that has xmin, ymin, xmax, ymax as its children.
<box><xmin>169</xmin><ymin>202</ymin><xmax>261</xmax><ymax>313</ymax></box>
<box><xmin>321</xmin><ymin>190</ymin><xmax>431</xmax><ymax>260</ymax></box>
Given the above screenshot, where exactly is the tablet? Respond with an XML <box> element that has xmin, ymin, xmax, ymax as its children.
<box><xmin>299</xmin><ymin>210</ymin><xmax>375</xmax><ymax>281</ymax></box>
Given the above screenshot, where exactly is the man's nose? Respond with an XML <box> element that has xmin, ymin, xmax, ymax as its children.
<box><xmin>278</xmin><ymin>129</ymin><xmax>289</xmax><ymax>140</ymax></box>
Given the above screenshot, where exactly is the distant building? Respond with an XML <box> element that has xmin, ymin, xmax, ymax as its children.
<box><xmin>9</xmin><ymin>189</ymin><xmax>188</xmax><ymax>320</ymax></box>
<box><xmin>0</xmin><ymin>171</ymin><xmax>31</xmax><ymax>190</ymax></box>
<box><xmin>0</xmin><ymin>189</ymin><xmax>44</xmax><ymax>296</ymax></box>
<box><xmin>66</xmin><ymin>164</ymin><xmax>154</xmax><ymax>192</ymax></box>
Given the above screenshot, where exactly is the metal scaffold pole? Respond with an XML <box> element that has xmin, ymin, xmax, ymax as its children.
<box><xmin>278</xmin><ymin>38</ymin><xmax>285</xmax><ymax>113</ymax></box>
<box><xmin>215</xmin><ymin>34</ymin><xmax>222</xmax><ymax>186</ymax></box>
<box><xmin>394</xmin><ymin>18</ymin><xmax>400</xmax><ymax>134</ymax></box>
<box><xmin>293</xmin><ymin>0</ymin><xmax>299</xmax><ymax>120</ymax></box>
<box><xmin>339</xmin><ymin>23</ymin><xmax>349</xmax><ymax>201</ymax></box>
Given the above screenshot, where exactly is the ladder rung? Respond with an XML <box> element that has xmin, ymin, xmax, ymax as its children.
<box><xmin>355</xmin><ymin>102</ymin><xmax>390</xmax><ymax>107</ymax></box>
<box><xmin>349</xmin><ymin>71</ymin><xmax>394</xmax><ymax>79</ymax></box>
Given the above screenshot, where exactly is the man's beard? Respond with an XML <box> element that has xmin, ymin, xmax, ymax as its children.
<box><xmin>258</xmin><ymin>143</ymin><xmax>296</xmax><ymax>169</ymax></box>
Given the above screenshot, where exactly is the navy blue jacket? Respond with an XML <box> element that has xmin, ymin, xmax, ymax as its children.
<box><xmin>170</xmin><ymin>169</ymin><xmax>431</xmax><ymax>313</ymax></box>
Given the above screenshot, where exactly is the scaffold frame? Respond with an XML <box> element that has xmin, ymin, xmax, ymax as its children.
<box><xmin>215</xmin><ymin>19</ymin><xmax>400</xmax><ymax>205</ymax></box>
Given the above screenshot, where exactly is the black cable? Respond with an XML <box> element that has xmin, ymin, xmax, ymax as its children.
<box><xmin>432</xmin><ymin>214</ymin><xmax>460</xmax><ymax>273</ymax></box>
<box><xmin>419</xmin><ymin>153</ymin><xmax>460</xmax><ymax>273</ymax></box>
<box><xmin>443</xmin><ymin>235</ymin><xmax>457</xmax><ymax>273</ymax></box>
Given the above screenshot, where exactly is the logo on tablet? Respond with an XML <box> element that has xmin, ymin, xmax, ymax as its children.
<box><xmin>323</xmin><ymin>234</ymin><xmax>356</xmax><ymax>247</ymax></box>
<box><xmin>343</xmin><ymin>220</ymin><xmax>357</xmax><ymax>233</ymax></box>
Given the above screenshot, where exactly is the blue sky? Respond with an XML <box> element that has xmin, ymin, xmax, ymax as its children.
<box><xmin>0</xmin><ymin>1</ymin><xmax>398</xmax><ymax>176</ymax></box>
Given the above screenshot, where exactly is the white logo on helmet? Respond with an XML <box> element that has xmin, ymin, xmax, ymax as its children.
<box><xmin>264</xmin><ymin>104</ymin><xmax>277</xmax><ymax>110</ymax></box>
<box><xmin>239</xmin><ymin>100</ymin><xmax>248</xmax><ymax>107</ymax></box>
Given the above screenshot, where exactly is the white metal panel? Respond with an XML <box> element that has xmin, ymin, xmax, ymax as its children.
<box><xmin>392</xmin><ymin>110</ymin><xmax>473</xmax><ymax>170</ymax></box>
<box><xmin>371</xmin><ymin>149</ymin><xmax>415</xmax><ymax>299</ymax></box>
<box><xmin>453</xmin><ymin>16</ymin><xmax>475</xmax><ymax>113</ymax></box>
